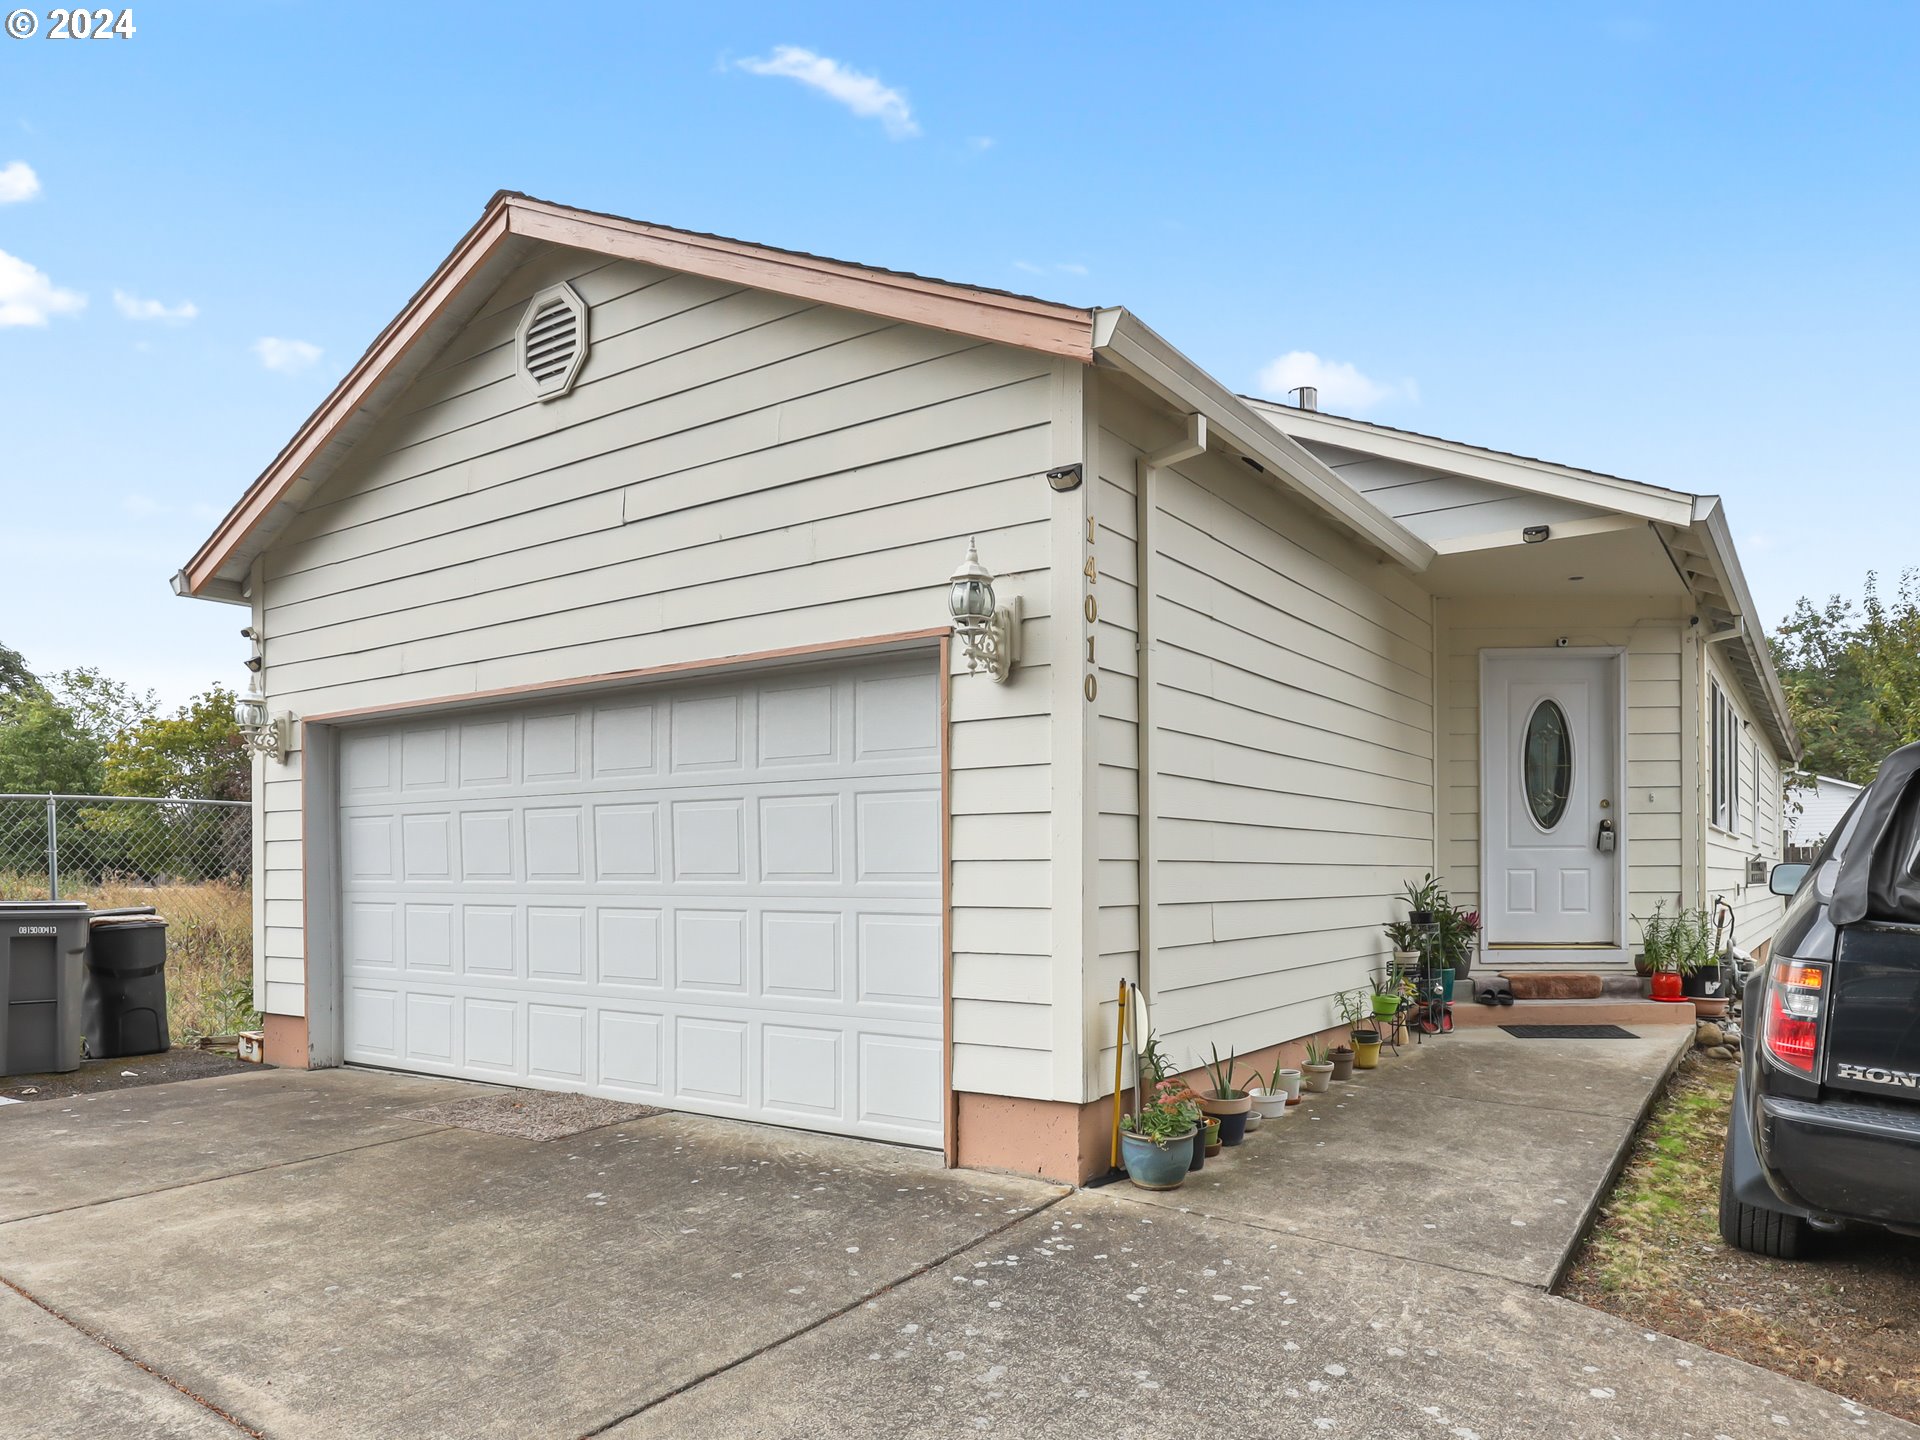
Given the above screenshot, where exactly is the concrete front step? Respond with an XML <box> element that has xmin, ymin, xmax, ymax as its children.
<box><xmin>1451</xmin><ymin>996</ymin><xmax>1697</xmax><ymax>1028</ymax></box>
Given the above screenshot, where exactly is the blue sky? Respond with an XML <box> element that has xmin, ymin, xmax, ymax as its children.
<box><xmin>2</xmin><ymin>2</ymin><xmax>1914</xmax><ymax>706</ymax></box>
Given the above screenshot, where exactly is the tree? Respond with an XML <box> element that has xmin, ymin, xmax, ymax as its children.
<box><xmin>0</xmin><ymin>641</ymin><xmax>37</xmax><ymax>702</ymax></box>
<box><xmin>0</xmin><ymin>690</ymin><xmax>105</xmax><ymax>794</ymax></box>
<box><xmin>105</xmin><ymin>685</ymin><xmax>249</xmax><ymax>802</ymax></box>
<box><xmin>48</xmin><ymin>667</ymin><xmax>155</xmax><ymax>752</ymax></box>
<box><xmin>1858</xmin><ymin>571</ymin><xmax>1920</xmax><ymax>748</ymax></box>
<box><xmin>1770</xmin><ymin>570</ymin><xmax>1920</xmax><ymax>784</ymax></box>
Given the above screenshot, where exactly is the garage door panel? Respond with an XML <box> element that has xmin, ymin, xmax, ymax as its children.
<box><xmin>464</xmin><ymin>997</ymin><xmax>519</xmax><ymax>1074</ymax></box>
<box><xmin>674</xmin><ymin>909</ymin><xmax>749</xmax><ymax>995</ymax></box>
<box><xmin>461</xmin><ymin>905</ymin><xmax>517</xmax><ymax>977</ymax></box>
<box><xmin>592</xmin><ymin>802</ymin><xmax>661</xmax><ymax>881</ymax></box>
<box><xmin>597</xmin><ymin>1008</ymin><xmax>664</xmax><ymax>1094</ymax></box>
<box><xmin>459</xmin><ymin>720</ymin><xmax>513</xmax><ymax>787</ymax></box>
<box><xmin>527</xmin><ymin>906</ymin><xmax>587</xmax><ymax>981</ymax></box>
<box><xmin>757</xmin><ymin>680</ymin><xmax>837</xmax><ymax>768</ymax></box>
<box><xmin>592</xmin><ymin>701</ymin><xmax>659</xmax><ymax>778</ymax></box>
<box><xmin>402</xmin><ymin>904</ymin><xmax>455</xmax><ymax>973</ymax></box>
<box><xmin>670</xmin><ymin>693</ymin><xmax>746</xmax><ymax>774</ymax></box>
<box><xmin>341</xmin><ymin>656</ymin><xmax>942</xmax><ymax>1146</ymax></box>
<box><xmin>675</xmin><ymin>1015</ymin><xmax>749</xmax><ymax>1107</ymax></box>
<box><xmin>524</xmin><ymin>807</ymin><xmax>586</xmax><ymax>881</ymax></box>
<box><xmin>597</xmin><ymin>908</ymin><xmax>663</xmax><ymax>987</ymax></box>
<box><xmin>529</xmin><ymin>1002</ymin><xmax>589</xmax><ymax>1080</ymax></box>
<box><xmin>761</xmin><ymin>911</ymin><xmax>842</xmax><ymax>1003</ymax></box>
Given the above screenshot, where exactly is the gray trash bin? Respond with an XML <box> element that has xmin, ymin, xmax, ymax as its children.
<box><xmin>84</xmin><ymin>913</ymin><xmax>170</xmax><ymax>1059</ymax></box>
<box><xmin>1</xmin><ymin>901</ymin><xmax>90</xmax><ymax>1076</ymax></box>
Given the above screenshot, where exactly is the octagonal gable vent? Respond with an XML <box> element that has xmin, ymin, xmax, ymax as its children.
<box><xmin>516</xmin><ymin>282</ymin><xmax>589</xmax><ymax>400</ymax></box>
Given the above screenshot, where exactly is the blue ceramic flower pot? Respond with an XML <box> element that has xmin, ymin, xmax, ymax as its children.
<box><xmin>1121</xmin><ymin>1128</ymin><xmax>1196</xmax><ymax>1190</ymax></box>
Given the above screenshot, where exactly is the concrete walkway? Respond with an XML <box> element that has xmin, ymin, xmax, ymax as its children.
<box><xmin>0</xmin><ymin>1031</ymin><xmax>1910</xmax><ymax>1440</ymax></box>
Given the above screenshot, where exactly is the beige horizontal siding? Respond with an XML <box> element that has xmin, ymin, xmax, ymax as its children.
<box><xmin>1135</xmin><ymin>425</ymin><xmax>1436</xmax><ymax>1064</ymax></box>
<box><xmin>252</xmin><ymin>250</ymin><xmax>1064</xmax><ymax>1098</ymax></box>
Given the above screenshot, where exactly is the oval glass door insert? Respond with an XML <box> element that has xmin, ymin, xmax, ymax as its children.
<box><xmin>1522</xmin><ymin>699</ymin><xmax>1573</xmax><ymax>829</ymax></box>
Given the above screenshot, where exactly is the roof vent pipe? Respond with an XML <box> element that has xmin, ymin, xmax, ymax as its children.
<box><xmin>1290</xmin><ymin>385</ymin><xmax>1318</xmax><ymax>411</ymax></box>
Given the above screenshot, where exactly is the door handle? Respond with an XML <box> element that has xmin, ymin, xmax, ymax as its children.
<box><xmin>1596</xmin><ymin>818</ymin><xmax>1616</xmax><ymax>853</ymax></box>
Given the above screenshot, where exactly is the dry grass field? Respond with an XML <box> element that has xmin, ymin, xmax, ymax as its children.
<box><xmin>0</xmin><ymin>873</ymin><xmax>257</xmax><ymax>1042</ymax></box>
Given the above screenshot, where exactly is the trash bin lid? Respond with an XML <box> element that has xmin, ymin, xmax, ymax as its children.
<box><xmin>89</xmin><ymin>914</ymin><xmax>166</xmax><ymax>928</ymax></box>
<box><xmin>0</xmin><ymin>900</ymin><xmax>89</xmax><ymax>910</ymax></box>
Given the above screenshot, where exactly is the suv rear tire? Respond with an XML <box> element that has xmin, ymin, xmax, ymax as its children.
<box><xmin>1718</xmin><ymin>1146</ymin><xmax>1808</xmax><ymax>1258</ymax></box>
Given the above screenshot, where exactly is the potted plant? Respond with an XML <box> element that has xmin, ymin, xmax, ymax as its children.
<box><xmin>1352</xmin><ymin>1026</ymin><xmax>1383</xmax><ymax>1069</ymax></box>
<box><xmin>1301</xmin><ymin>1039</ymin><xmax>1335</xmax><ymax>1093</ymax></box>
<box><xmin>1118</xmin><ymin>1079</ymin><xmax>1200</xmax><ymax>1190</ymax></box>
<box><xmin>1371</xmin><ymin>968</ymin><xmax>1404</xmax><ymax>1022</ymax></box>
<box><xmin>1203</xmin><ymin>1116</ymin><xmax>1222</xmax><ymax>1157</ymax></box>
<box><xmin>1330</xmin><ymin>991</ymin><xmax>1366</xmax><ymax>1080</ymax></box>
<box><xmin>1246</xmin><ymin>1070</ymin><xmax>1292</xmax><ymax>1121</ymax></box>
<box><xmin>1384</xmin><ymin>916</ymin><xmax>1424</xmax><ymax>970</ymax></box>
<box><xmin>1196</xmin><ymin>1044</ymin><xmax>1252</xmax><ymax>1146</ymax></box>
<box><xmin>1638</xmin><ymin>902</ymin><xmax>1706</xmax><ymax>1003</ymax></box>
<box><xmin>1274</xmin><ymin>1065</ymin><xmax>1303</xmax><ymax>1103</ymax></box>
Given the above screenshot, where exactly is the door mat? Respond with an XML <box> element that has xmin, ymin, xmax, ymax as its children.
<box><xmin>400</xmin><ymin>1091</ymin><xmax>663</xmax><ymax>1140</ymax></box>
<box><xmin>1499</xmin><ymin>1024</ymin><xmax>1638</xmax><ymax>1040</ymax></box>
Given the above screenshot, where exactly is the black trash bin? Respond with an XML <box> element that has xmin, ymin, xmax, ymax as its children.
<box><xmin>0</xmin><ymin>901</ymin><xmax>90</xmax><ymax>1076</ymax></box>
<box><xmin>83</xmin><ymin>913</ymin><xmax>170</xmax><ymax>1059</ymax></box>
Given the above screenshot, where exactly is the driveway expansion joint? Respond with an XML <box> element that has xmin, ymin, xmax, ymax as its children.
<box><xmin>575</xmin><ymin>1185</ymin><xmax>1073</xmax><ymax>1439</ymax></box>
<box><xmin>0</xmin><ymin>1123</ymin><xmax>456</xmax><ymax>1225</ymax></box>
<box><xmin>1</xmin><ymin>1274</ymin><xmax>265</xmax><ymax>1438</ymax></box>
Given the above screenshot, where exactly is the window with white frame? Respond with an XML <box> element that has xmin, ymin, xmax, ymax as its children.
<box><xmin>1711</xmin><ymin>680</ymin><xmax>1741</xmax><ymax>833</ymax></box>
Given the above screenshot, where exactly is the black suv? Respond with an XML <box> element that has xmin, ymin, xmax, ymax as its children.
<box><xmin>1720</xmin><ymin>741</ymin><xmax>1920</xmax><ymax>1258</ymax></box>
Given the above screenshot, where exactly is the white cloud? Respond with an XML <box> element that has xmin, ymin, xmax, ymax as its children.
<box><xmin>736</xmin><ymin>46</ymin><xmax>919</xmax><ymax>138</ymax></box>
<box><xmin>253</xmin><ymin>336</ymin><xmax>322</xmax><ymax>374</ymax></box>
<box><xmin>114</xmin><ymin>290</ymin><xmax>198</xmax><ymax>324</ymax></box>
<box><xmin>0</xmin><ymin>247</ymin><xmax>85</xmax><ymax>327</ymax></box>
<box><xmin>0</xmin><ymin>160</ymin><xmax>40</xmax><ymax>203</ymax></box>
<box><xmin>1012</xmin><ymin>259</ymin><xmax>1089</xmax><ymax>279</ymax></box>
<box><xmin>967</xmin><ymin>136</ymin><xmax>994</xmax><ymax>152</ymax></box>
<box><xmin>1254</xmin><ymin>351</ymin><xmax>1417</xmax><ymax>414</ymax></box>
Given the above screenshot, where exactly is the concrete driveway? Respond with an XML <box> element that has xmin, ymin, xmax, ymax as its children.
<box><xmin>1</xmin><ymin>1039</ymin><xmax>1910</xmax><ymax>1440</ymax></box>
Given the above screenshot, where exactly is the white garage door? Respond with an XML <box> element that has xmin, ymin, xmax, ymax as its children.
<box><xmin>337</xmin><ymin>655</ymin><xmax>944</xmax><ymax>1146</ymax></box>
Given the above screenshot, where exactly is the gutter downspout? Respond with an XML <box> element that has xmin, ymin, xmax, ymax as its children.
<box><xmin>1134</xmin><ymin>413</ymin><xmax>1206</xmax><ymax>1010</ymax></box>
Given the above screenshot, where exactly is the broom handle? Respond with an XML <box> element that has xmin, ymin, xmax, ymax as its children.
<box><xmin>1109</xmin><ymin>978</ymin><xmax>1128</xmax><ymax>1170</ymax></box>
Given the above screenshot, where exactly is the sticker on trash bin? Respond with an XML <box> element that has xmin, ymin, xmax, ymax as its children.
<box><xmin>17</xmin><ymin>926</ymin><xmax>57</xmax><ymax>935</ymax></box>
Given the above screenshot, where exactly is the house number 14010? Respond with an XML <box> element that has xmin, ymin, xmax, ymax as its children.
<box><xmin>1083</xmin><ymin>517</ymin><xmax>1098</xmax><ymax>702</ymax></box>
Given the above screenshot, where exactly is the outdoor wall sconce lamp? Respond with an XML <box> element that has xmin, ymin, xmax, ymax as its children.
<box><xmin>948</xmin><ymin>538</ymin><xmax>1020</xmax><ymax>683</ymax></box>
<box><xmin>237</xmin><ymin>626</ymin><xmax>290</xmax><ymax>760</ymax></box>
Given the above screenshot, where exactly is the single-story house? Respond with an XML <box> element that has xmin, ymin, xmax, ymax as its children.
<box><xmin>1785</xmin><ymin>773</ymin><xmax>1864</xmax><ymax>858</ymax></box>
<box><xmin>175</xmin><ymin>192</ymin><xmax>1798</xmax><ymax>1182</ymax></box>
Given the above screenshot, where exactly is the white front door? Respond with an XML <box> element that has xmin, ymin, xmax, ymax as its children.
<box><xmin>1481</xmin><ymin>652</ymin><xmax>1620</xmax><ymax>947</ymax></box>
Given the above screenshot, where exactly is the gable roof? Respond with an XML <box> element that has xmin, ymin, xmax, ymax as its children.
<box><xmin>1249</xmin><ymin>399</ymin><xmax>1799</xmax><ymax>760</ymax></box>
<box><xmin>175</xmin><ymin>193</ymin><xmax>1429</xmax><ymax>601</ymax></box>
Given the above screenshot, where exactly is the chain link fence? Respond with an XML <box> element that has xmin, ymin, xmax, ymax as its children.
<box><xmin>0</xmin><ymin>794</ymin><xmax>256</xmax><ymax>1041</ymax></box>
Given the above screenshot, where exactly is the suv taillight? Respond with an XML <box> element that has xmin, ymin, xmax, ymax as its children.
<box><xmin>1763</xmin><ymin>959</ymin><xmax>1828</xmax><ymax>1076</ymax></box>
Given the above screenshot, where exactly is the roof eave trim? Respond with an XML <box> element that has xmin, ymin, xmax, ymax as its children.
<box><xmin>1692</xmin><ymin>496</ymin><xmax>1800</xmax><ymax>761</ymax></box>
<box><xmin>177</xmin><ymin>202</ymin><xmax>518</xmax><ymax>598</ymax></box>
<box><xmin>1250</xmin><ymin>402</ymin><xmax>1697</xmax><ymax>527</ymax></box>
<box><xmin>505</xmin><ymin>199</ymin><xmax>1095</xmax><ymax>363</ymax></box>
<box><xmin>1092</xmin><ymin>309</ymin><xmax>1434</xmax><ymax>572</ymax></box>
<box><xmin>178</xmin><ymin>195</ymin><xmax>1099</xmax><ymax>599</ymax></box>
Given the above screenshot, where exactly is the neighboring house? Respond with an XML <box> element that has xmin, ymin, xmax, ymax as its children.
<box><xmin>174</xmin><ymin>193</ymin><xmax>1798</xmax><ymax>1182</ymax></box>
<box><xmin>1785</xmin><ymin>773</ymin><xmax>1865</xmax><ymax>859</ymax></box>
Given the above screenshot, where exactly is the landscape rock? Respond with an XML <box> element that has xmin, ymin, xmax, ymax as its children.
<box><xmin>1695</xmin><ymin>1022</ymin><xmax>1726</xmax><ymax>1048</ymax></box>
